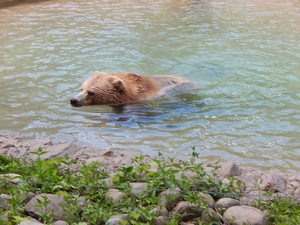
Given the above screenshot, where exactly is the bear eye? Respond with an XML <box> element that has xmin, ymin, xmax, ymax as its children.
<box><xmin>87</xmin><ymin>91</ymin><xmax>95</xmax><ymax>96</ymax></box>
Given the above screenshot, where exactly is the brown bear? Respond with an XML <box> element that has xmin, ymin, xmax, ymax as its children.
<box><xmin>70</xmin><ymin>71</ymin><xmax>193</xmax><ymax>107</ymax></box>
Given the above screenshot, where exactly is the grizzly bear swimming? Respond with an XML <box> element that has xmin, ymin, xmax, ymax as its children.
<box><xmin>70</xmin><ymin>71</ymin><xmax>193</xmax><ymax>107</ymax></box>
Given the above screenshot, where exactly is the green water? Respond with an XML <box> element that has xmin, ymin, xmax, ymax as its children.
<box><xmin>1</xmin><ymin>0</ymin><xmax>300</xmax><ymax>172</ymax></box>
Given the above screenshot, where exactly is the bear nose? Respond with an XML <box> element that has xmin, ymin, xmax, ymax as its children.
<box><xmin>70</xmin><ymin>98</ymin><xmax>79</xmax><ymax>106</ymax></box>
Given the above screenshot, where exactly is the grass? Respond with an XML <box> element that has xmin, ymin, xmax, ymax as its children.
<box><xmin>0</xmin><ymin>148</ymin><xmax>299</xmax><ymax>224</ymax></box>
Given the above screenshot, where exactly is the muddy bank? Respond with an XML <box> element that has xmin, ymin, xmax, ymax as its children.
<box><xmin>0</xmin><ymin>134</ymin><xmax>299</xmax><ymax>201</ymax></box>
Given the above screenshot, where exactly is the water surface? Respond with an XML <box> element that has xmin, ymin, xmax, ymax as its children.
<box><xmin>1</xmin><ymin>0</ymin><xmax>300</xmax><ymax>172</ymax></box>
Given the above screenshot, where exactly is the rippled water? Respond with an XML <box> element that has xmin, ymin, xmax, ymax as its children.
<box><xmin>1</xmin><ymin>0</ymin><xmax>300</xmax><ymax>172</ymax></box>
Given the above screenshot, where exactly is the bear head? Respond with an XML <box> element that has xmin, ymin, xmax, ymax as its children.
<box><xmin>70</xmin><ymin>71</ymin><xmax>126</xmax><ymax>107</ymax></box>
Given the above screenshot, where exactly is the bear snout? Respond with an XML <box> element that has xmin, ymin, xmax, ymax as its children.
<box><xmin>70</xmin><ymin>98</ymin><xmax>81</xmax><ymax>107</ymax></box>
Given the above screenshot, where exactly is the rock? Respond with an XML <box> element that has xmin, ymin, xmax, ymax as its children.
<box><xmin>215</xmin><ymin>198</ymin><xmax>241</xmax><ymax>213</ymax></box>
<box><xmin>173</xmin><ymin>201</ymin><xmax>203</xmax><ymax>221</ymax></box>
<box><xmin>76</xmin><ymin>196</ymin><xmax>91</xmax><ymax>211</ymax></box>
<box><xmin>197</xmin><ymin>192</ymin><xmax>215</xmax><ymax>208</ymax></box>
<box><xmin>0</xmin><ymin>211</ymin><xmax>9</xmax><ymax>223</ymax></box>
<box><xmin>150</xmin><ymin>206</ymin><xmax>169</xmax><ymax>217</ymax></box>
<box><xmin>260</xmin><ymin>173</ymin><xmax>286</xmax><ymax>192</ymax></box>
<box><xmin>21</xmin><ymin>192</ymin><xmax>36</xmax><ymax>203</ymax></box>
<box><xmin>24</xmin><ymin>194</ymin><xmax>71</xmax><ymax>221</ymax></box>
<box><xmin>53</xmin><ymin>221</ymin><xmax>69</xmax><ymax>225</ymax></box>
<box><xmin>0</xmin><ymin>194</ymin><xmax>11</xmax><ymax>210</ymax></box>
<box><xmin>0</xmin><ymin>173</ymin><xmax>23</xmax><ymax>184</ymax></box>
<box><xmin>18</xmin><ymin>218</ymin><xmax>44</xmax><ymax>225</ymax></box>
<box><xmin>106</xmin><ymin>189</ymin><xmax>127</xmax><ymax>204</ymax></box>
<box><xmin>106</xmin><ymin>214</ymin><xmax>128</xmax><ymax>225</ymax></box>
<box><xmin>239</xmin><ymin>191</ymin><xmax>274</xmax><ymax>206</ymax></box>
<box><xmin>223</xmin><ymin>206</ymin><xmax>267</xmax><ymax>225</ymax></box>
<box><xmin>218</xmin><ymin>161</ymin><xmax>242</xmax><ymax>177</ymax></box>
<box><xmin>159</xmin><ymin>188</ymin><xmax>182</xmax><ymax>210</ymax></box>
<box><xmin>154</xmin><ymin>215</ymin><xmax>169</xmax><ymax>225</ymax></box>
<box><xmin>239</xmin><ymin>170</ymin><xmax>264</xmax><ymax>192</ymax></box>
<box><xmin>130</xmin><ymin>182</ymin><xmax>150</xmax><ymax>196</ymax></box>
<box><xmin>101</xmin><ymin>177</ymin><xmax>114</xmax><ymax>186</ymax></box>
<box><xmin>201</xmin><ymin>208</ymin><xmax>220</xmax><ymax>223</ymax></box>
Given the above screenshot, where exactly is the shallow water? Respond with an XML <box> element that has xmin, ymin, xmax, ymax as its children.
<box><xmin>1</xmin><ymin>0</ymin><xmax>300</xmax><ymax>172</ymax></box>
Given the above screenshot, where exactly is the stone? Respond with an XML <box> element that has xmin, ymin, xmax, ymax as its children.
<box><xmin>53</xmin><ymin>221</ymin><xmax>69</xmax><ymax>225</ymax></box>
<box><xmin>197</xmin><ymin>192</ymin><xmax>215</xmax><ymax>208</ymax></box>
<box><xmin>24</xmin><ymin>194</ymin><xmax>70</xmax><ymax>221</ymax></box>
<box><xmin>223</xmin><ymin>206</ymin><xmax>267</xmax><ymax>225</ymax></box>
<box><xmin>159</xmin><ymin>188</ymin><xmax>182</xmax><ymax>210</ymax></box>
<box><xmin>101</xmin><ymin>177</ymin><xmax>114</xmax><ymax>186</ymax></box>
<box><xmin>239</xmin><ymin>170</ymin><xmax>264</xmax><ymax>192</ymax></box>
<box><xmin>218</xmin><ymin>161</ymin><xmax>242</xmax><ymax>177</ymax></box>
<box><xmin>106</xmin><ymin>214</ymin><xmax>128</xmax><ymax>225</ymax></box>
<box><xmin>0</xmin><ymin>211</ymin><xmax>9</xmax><ymax>223</ymax></box>
<box><xmin>260</xmin><ymin>173</ymin><xmax>286</xmax><ymax>192</ymax></box>
<box><xmin>154</xmin><ymin>215</ymin><xmax>169</xmax><ymax>225</ymax></box>
<box><xmin>130</xmin><ymin>182</ymin><xmax>150</xmax><ymax>196</ymax></box>
<box><xmin>215</xmin><ymin>198</ymin><xmax>241</xmax><ymax>213</ymax></box>
<box><xmin>23</xmin><ymin>192</ymin><xmax>37</xmax><ymax>203</ymax></box>
<box><xmin>150</xmin><ymin>206</ymin><xmax>169</xmax><ymax>217</ymax></box>
<box><xmin>76</xmin><ymin>196</ymin><xmax>91</xmax><ymax>211</ymax></box>
<box><xmin>18</xmin><ymin>218</ymin><xmax>44</xmax><ymax>225</ymax></box>
<box><xmin>0</xmin><ymin>194</ymin><xmax>11</xmax><ymax>210</ymax></box>
<box><xmin>0</xmin><ymin>173</ymin><xmax>23</xmax><ymax>184</ymax></box>
<box><xmin>201</xmin><ymin>208</ymin><xmax>221</xmax><ymax>223</ymax></box>
<box><xmin>106</xmin><ymin>189</ymin><xmax>127</xmax><ymax>204</ymax></box>
<box><xmin>239</xmin><ymin>191</ymin><xmax>274</xmax><ymax>206</ymax></box>
<box><xmin>173</xmin><ymin>201</ymin><xmax>203</xmax><ymax>221</ymax></box>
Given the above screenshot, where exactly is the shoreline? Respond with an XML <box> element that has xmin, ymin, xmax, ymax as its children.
<box><xmin>0</xmin><ymin>133</ymin><xmax>299</xmax><ymax>224</ymax></box>
<box><xmin>0</xmin><ymin>133</ymin><xmax>299</xmax><ymax>201</ymax></box>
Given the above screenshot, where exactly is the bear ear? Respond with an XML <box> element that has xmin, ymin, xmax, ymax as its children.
<box><xmin>110</xmin><ymin>77</ymin><xmax>125</xmax><ymax>92</ymax></box>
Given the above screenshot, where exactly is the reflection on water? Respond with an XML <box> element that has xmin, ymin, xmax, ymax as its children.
<box><xmin>0</xmin><ymin>0</ymin><xmax>300</xmax><ymax>172</ymax></box>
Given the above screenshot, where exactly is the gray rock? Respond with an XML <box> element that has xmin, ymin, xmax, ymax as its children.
<box><xmin>0</xmin><ymin>194</ymin><xmax>11</xmax><ymax>210</ymax></box>
<box><xmin>260</xmin><ymin>173</ymin><xmax>286</xmax><ymax>192</ymax></box>
<box><xmin>173</xmin><ymin>201</ymin><xmax>203</xmax><ymax>221</ymax></box>
<box><xmin>18</xmin><ymin>218</ymin><xmax>44</xmax><ymax>225</ymax></box>
<box><xmin>101</xmin><ymin>177</ymin><xmax>114</xmax><ymax>186</ymax></box>
<box><xmin>223</xmin><ymin>206</ymin><xmax>267</xmax><ymax>225</ymax></box>
<box><xmin>0</xmin><ymin>211</ymin><xmax>9</xmax><ymax>223</ymax></box>
<box><xmin>197</xmin><ymin>192</ymin><xmax>215</xmax><ymax>208</ymax></box>
<box><xmin>239</xmin><ymin>191</ymin><xmax>274</xmax><ymax>206</ymax></box>
<box><xmin>24</xmin><ymin>194</ymin><xmax>70</xmax><ymax>221</ymax></box>
<box><xmin>215</xmin><ymin>198</ymin><xmax>241</xmax><ymax>213</ymax></box>
<box><xmin>76</xmin><ymin>196</ymin><xmax>90</xmax><ymax>211</ymax></box>
<box><xmin>106</xmin><ymin>189</ymin><xmax>127</xmax><ymax>204</ymax></box>
<box><xmin>239</xmin><ymin>170</ymin><xmax>264</xmax><ymax>192</ymax></box>
<box><xmin>159</xmin><ymin>188</ymin><xmax>182</xmax><ymax>210</ymax></box>
<box><xmin>0</xmin><ymin>173</ymin><xmax>23</xmax><ymax>184</ymax></box>
<box><xmin>19</xmin><ymin>192</ymin><xmax>37</xmax><ymax>203</ymax></box>
<box><xmin>53</xmin><ymin>221</ymin><xmax>69</xmax><ymax>225</ymax></box>
<box><xmin>150</xmin><ymin>206</ymin><xmax>169</xmax><ymax>217</ymax></box>
<box><xmin>218</xmin><ymin>161</ymin><xmax>242</xmax><ymax>177</ymax></box>
<box><xmin>130</xmin><ymin>182</ymin><xmax>150</xmax><ymax>196</ymax></box>
<box><xmin>201</xmin><ymin>208</ymin><xmax>221</xmax><ymax>223</ymax></box>
<box><xmin>154</xmin><ymin>215</ymin><xmax>169</xmax><ymax>225</ymax></box>
<box><xmin>106</xmin><ymin>214</ymin><xmax>128</xmax><ymax>225</ymax></box>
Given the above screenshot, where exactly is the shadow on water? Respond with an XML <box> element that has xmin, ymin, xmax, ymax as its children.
<box><xmin>90</xmin><ymin>92</ymin><xmax>205</xmax><ymax>128</ymax></box>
